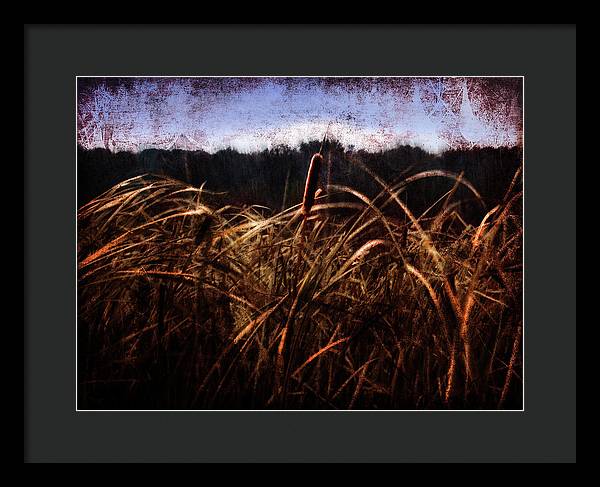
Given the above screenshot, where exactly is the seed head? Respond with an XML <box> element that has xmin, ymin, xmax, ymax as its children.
<box><xmin>301</xmin><ymin>153</ymin><xmax>323</xmax><ymax>217</ymax></box>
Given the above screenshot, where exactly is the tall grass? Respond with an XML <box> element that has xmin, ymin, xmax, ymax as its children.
<box><xmin>78</xmin><ymin>155</ymin><xmax>523</xmax><ymax>410</ymax></box>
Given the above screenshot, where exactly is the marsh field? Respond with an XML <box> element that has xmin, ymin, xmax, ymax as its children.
<box><xmin>77</xmin><ymin>142</ymin><xmax>523</xmax><ymax>410</ymax></box>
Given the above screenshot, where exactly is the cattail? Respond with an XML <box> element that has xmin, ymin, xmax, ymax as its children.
<box><xmin>301</xmin><ymin>153</ymin><xmax>323</xmax><ymax>217</ymax></box>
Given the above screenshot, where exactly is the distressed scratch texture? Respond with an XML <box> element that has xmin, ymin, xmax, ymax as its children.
<box><xmin>77</xmin><ymin>77</ymin><xmax>522</xmax><ymax>154</ymax></box>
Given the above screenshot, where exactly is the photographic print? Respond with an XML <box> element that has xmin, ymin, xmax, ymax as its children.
<box><xmin>77</xmin><ymin>76</ymin><xmax>523</xmax><ymax>410</ymax></box>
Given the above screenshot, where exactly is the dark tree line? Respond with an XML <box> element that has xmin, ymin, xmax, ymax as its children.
<box><xmin>78</xmin><ymin>141</ymin><xmax>522</xmax><ymax>223</ymax></box>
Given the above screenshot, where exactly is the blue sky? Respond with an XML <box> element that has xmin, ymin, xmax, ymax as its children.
<box><xmin>77</xmin><ymin>77</ymin><xmax>522</xmax><ymax>154</ymax></box>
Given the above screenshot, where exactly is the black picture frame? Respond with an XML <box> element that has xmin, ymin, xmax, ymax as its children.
<box><xmin>24</xmin><ymin>24</ymin><xmax>576</xmax><ymax>463</ymax></box>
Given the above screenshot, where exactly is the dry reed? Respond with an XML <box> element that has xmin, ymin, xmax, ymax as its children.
<box><xmin>77</xmin><ymin>155</ymin><xmax>523</xmax><ymax>410</ymax></box>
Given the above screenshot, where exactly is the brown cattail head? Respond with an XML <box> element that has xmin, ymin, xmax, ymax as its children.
<box><xmin>301</xmin><ymin>153</ymin><xmax>323</xmax><ymax>217</ymax></box>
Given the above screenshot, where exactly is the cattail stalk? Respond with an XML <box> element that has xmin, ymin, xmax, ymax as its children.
<box><xmin>327</xmin><ymin>150</ymin><xmax>332</xmax><ymax>190</ymax></box>
<box><xmin>281</xmin><ymin>164</ymin><xmax>291</xmax><ymax>211</ymax></box>
<box><xmin>301</xmin><ymin>153</ymin><xmax>324</xmax><ymax>217</ymax></box>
